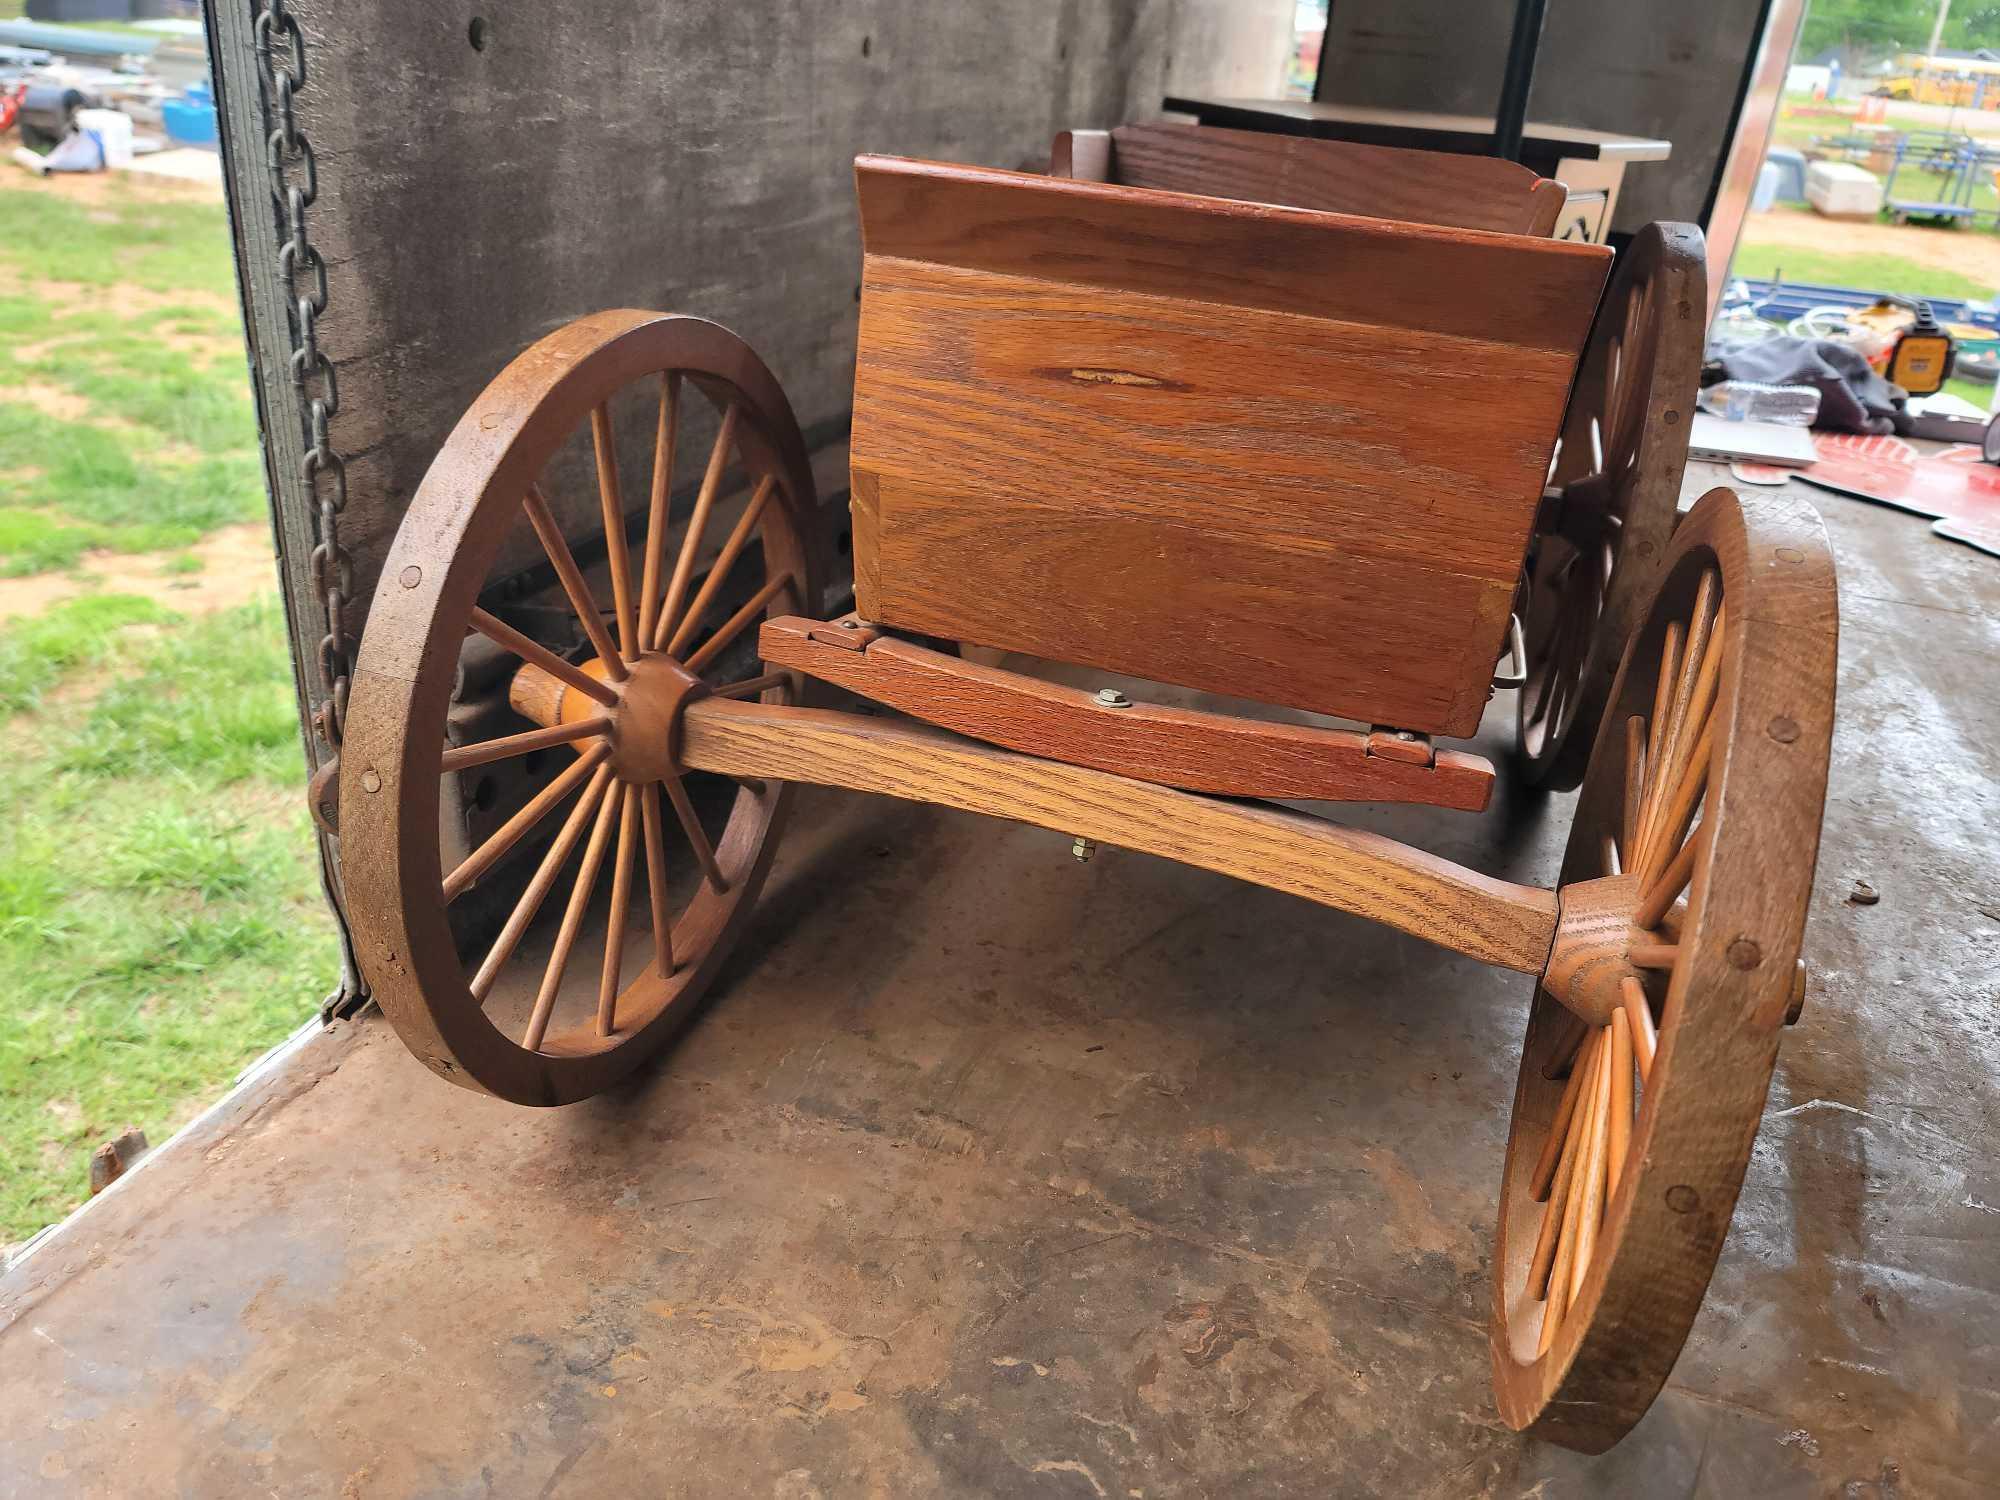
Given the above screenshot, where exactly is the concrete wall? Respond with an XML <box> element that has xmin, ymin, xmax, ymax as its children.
<box><xmin>254</xmin><ymin>0</ymin><xmax>1291</xmax><ymax>623</ymax></box>
<box><xmin>1316</xmin><ymin>0</ymin><xmax>1770</xmax><ymax>230</ymax></box>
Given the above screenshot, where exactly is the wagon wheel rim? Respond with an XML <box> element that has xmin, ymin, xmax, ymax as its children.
<box><xmin>1493</xmin><ymin>486</ymin><xmax>1837</xmax><ymax>1451</ymax></box>
<box><xmin>1516</xmin><ymin>222</ymin><xmax>1705</xmax><ymax>791</ymax></box>
<box><xmin>340</xmin><ymin>311</ymin><xmax>822</xmax><ymax>1105</ymax></box>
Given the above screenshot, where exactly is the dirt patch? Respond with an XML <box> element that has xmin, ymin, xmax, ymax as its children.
<box><xmin>10</xmin><ymin>381</ymin><xmax>93</xmax><ymax>422</ymax></box>
<box><xmin>0</xmin><ymin>261</ymin><xmax>237</xmax><ymax>328</ymax></box>
<box><xmin>0</xmin><ymin>384</ymin><xmax>204</xmax><ymax>459</ymax></box>
<box><xmin>1740</xmin><ymin>209</ymin><xmax>2000</xmax><ymax>291</ymax></box>
<box><xmin>0</xmin><ymin>522</ymin><xmax>278</xmax><ymax>625</ymax></box>
<box><xmin>2</xmin><ymin>157</ymin><xmax>222</xmax><ymax>206</ymax></box>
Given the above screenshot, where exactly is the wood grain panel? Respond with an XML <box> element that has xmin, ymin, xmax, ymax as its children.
<box><xmin>850</xmin><ymin>157</ymin><xmax>1611</xmax><ymax>735</ymax></box>
<box><xmin>1068</xmin><ymin>123</ymin><xmax>1567</xmax><ymax>237</ymax></box>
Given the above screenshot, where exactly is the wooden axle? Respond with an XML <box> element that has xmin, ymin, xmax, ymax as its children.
<box><xmin>501</xmin><ymin>654</ymin><xmax>1714</xmax><ymax>1010</ymax></box>
<box><xmin>678</xmin><ymin>695</ymin><xmax>1558</xmax><ymax>975</ymax></box>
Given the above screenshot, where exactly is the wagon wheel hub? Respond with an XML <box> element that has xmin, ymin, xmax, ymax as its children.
<box><xmin>507</xmin><ymin>652</ymin><xmax>710</xmax><ymax>786</ymax></box>
<box><xmin>1541</xmin><ymin>872</ymin><xmax>1651</xmax><ymax>1028</ymax></box>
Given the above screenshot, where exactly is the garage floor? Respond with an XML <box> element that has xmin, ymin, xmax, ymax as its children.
<box><xmin>2</xmin><ymin>469</ymin><xmax>1995</xmax><ymax>1497</ymax></box>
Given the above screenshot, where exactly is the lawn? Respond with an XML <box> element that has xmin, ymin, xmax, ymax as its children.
<box><xmin>0</xmin><ymin>169</ymin><xmax>334</xmax><ymax>1248</ymax></box>
<box><xmin>1727</xmin><ymin>242</ymin><xmax>1998</xmax><ymax>305</ymax></box>
<box><xmin>0</xmin><ymin>185</ymin><xmax>266</xmax><ymax>573</ymax></box>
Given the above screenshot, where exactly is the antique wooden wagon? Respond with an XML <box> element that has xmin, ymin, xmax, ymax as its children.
<box><xmin>337</xmin><ymin>154</ymin><xmax>1837</xmax><ymax>1451</ymax></box>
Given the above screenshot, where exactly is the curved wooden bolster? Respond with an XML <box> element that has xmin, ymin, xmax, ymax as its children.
<box><xmin>681</xmin><ymin>697</ymin><xmax>1557</xmax><ymax>974</ymax></box>
<box><xmin>756</xmin><ymin>616</ymin><xmax>1495</xmax><ymax>811</ymax></box>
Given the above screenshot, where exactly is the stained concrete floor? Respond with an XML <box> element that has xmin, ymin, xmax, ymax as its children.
<box><xmin>2</xmin><ymin>466</ymin><xmax>1996</xmax><ymax>1497</ymax></box>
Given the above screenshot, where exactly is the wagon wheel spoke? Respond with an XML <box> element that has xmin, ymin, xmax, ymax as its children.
<box><xmin>590</xmin><ymin>404</ymin><xmax>639</xmax><ymax>659</ymax></box>
<box><xmin>443</xmin><ymin>740</ymin><xmax>610</xmax><ymax>901</ymax></box>
<box><xmin>522</xmin><ymin>482</ymin><xmax>627</xmax><ymax>680</ymax></box>
<box><xmin>1635</xmin><ymin>828</ymin><xmax>1701</xmax><ymax>930</ymax></box>
<box><xmin>440</xmin><ymin>715</ymin><xmax>611</xmax><ymax>775</ymax></box>
<box><xmin>1526</xmin><ymin>551</ymin><xmax>1580</xmax><ymax>727</ymax></box>
<box><xmin>1600</xmin><ymin>335</ymin><xmax>1621</xmax><ymax>471</ymax></box>
<box><xmin>653</xmin><ymin>403</ymin><xmax>740</xmax><ymax>653</ymax></box>
<box><xmin>636</xmin><ymin>372</ymin><xmax>683</xmax><ymax>651</ymax></box>
<box><xmin>639</xmin><ymin>782</ymin><xmax>676</xmax><ymax>978</ymax></box>
<box><xmin>1633</xmin><ymin>574</ymin><xmax>1721</xmax><ymax>878</ymax></box>
<box><xmin>470</xmin><ymin>761</ymin><xmax>615</xmax><ymax>1001</ymax></box>
<box><xmin>711</xmin><ymin>669</ymin><xmax>795</xmax><ymax>701</ymax></box>
<box><xmin>524</xmin><ymin>778</ymin><xmax>625</xmax><ymax>1052</ymax></box>
<box><xmin>667</xmin><ymin>476</ymin><xmax>778</xmax><ymax>657</ymax></box>
<box><xmin>470</xmin><ymin>607</ymin><xmax>619</xmax><ymax>708</ymax></box>
<box><xmin>1539</xmin><ymin>565</ymin><xmax>1597</xmax><ymax>735</ymax></box>
<box><xmin>683</xmin><ymin>571</ymin><xmax>798</xmax><ymax>677</ymax></box>
<box><xmin>1621</xmin><ymin>714</ymin><xmax>1646</xmax><ymax>858</ymax></box>
<box><xmin>662</xmin><ymin>773</ymin><xmax>729</xmax><ymax>892</ymax></box>
<box><xmin>596</xmin><ymin>787</ymin><xmax>641</xmax><ymax>1037</ymax></box>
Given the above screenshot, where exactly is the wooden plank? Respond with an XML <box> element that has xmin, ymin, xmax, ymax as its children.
<box><xmin>757</xmin><ymin>617</ymin><xmax>1495</xmax><ymax>811</ymax></box>
<box><xmin>681</xmin><ymin>696</ymin><xmax>1557</xmax><ymax>975</ymax></box>
<box><xmin>856</xmin><ymin>156</ymin><xmax>1607</xmax><ymax>348</ymax></box>
<box><xmin>849</xmin><ymin>156</ymin><xmax>1610</xmax><ymax>736</ymax></box>
<box><xmin>1091</xmin><ymin>123</ymin><xmax>1567</xmax><ymax>238</ymax></box>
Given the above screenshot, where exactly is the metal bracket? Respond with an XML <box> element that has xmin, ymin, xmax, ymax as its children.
<box><xmin>1493</xmin><ymin>613</ymin><xmax>1529</xmax><ymax>690</ymax></box>
<box><xmin>1365</xmin><ymin>726</ymin><xmax>1436</xmax><ymax>768</ymax></box>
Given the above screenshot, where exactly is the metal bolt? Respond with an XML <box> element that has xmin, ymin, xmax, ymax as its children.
<box><xmin>360</xmin><ymin>768</ymin><xmax>382</xmax><ymax>793</ymax></box>
<box><xmin>1072</xmin><ymin>836</ymin><xmax>1097</xmax><ymax>862</ymax></box>
<box><xmin>1094</xmin><ymin>688</ymin><xmax>1131</xmax><ymax>708</ymax></box>
<box><xmin>840</xmin><ymin>618</ymin><xmax>858</xmax><ymax>630</ymax></box>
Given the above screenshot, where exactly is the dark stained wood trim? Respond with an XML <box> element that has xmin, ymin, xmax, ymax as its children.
<box><xmin>757</xmin><ymin>616</ymin><xmax>1495</xmax><ymax>811</ymax></box>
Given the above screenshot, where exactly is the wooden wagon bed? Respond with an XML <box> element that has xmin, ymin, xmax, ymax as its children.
<box><xmin>848</xmin><ymin>157</ymin><xmax>1610</xmax><ymax>738</ymax></box>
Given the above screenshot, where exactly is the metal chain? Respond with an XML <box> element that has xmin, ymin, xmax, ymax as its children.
<box><xmin>253</xmin><ymin>0</ymin><xmax>351</xmax><ymax>748</ymax></box>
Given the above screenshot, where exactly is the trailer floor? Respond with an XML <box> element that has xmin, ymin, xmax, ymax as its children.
<box><xmin>4</xmin><ymin>472</ymin><xmax>1997</xmax><ymax>1497</ymax></box>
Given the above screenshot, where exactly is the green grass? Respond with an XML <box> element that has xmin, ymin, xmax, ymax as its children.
<box><xmin>0</xmin><ymin>187</ymin><xmax>258</xmax><ymax>576</ymax></box>
<box><xmin>0</xmin><ymin>174</ymin><xmax>328</xmax><ymax>1247</ymax></box>
<box><xmin>0</xmin><ymin>188</ymin><xmax>237</xmax><ymax>301</ymax></box>
<box><xmin>0</xmin><ymin>596</ymin><xmax>332</xmax><ymax>1243</ymax></box>
<box><xmin>0</xmin><ymin>592</ymin><xmax>172</xmax><ymax>716</ymax></box>
<box><xmin>1727</xmin><ymin>243</ymin><xmax>1998</xmax><ymax>304</ymax></box>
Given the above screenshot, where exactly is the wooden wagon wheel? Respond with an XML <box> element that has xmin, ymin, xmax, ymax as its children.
<box><xmin>1517</xmin><ymin>222</ymin><xmax>1706</xmax><ymax>791</ymax></box>
<box><xmin>339</xmin><ymin>310</ymin><xmax>822</xmax><ymax>1105</ymax></box>
<box><xmin>1492</xmin><ymin>486</ymin><xmax>1836</xmax><ymax>1449</ymax></box>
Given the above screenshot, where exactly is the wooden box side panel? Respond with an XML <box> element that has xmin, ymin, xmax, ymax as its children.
<box><xmin>848</xmin><ymin>158</ymin><xmax>1609</xmax><ymax>736</ymax></box>
<box><xmin>1106</xmin><ymin>123</ymin><xmax>1567</xmax><ymax>238</ymax></box>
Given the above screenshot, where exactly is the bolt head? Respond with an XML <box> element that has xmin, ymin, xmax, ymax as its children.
<box><xmin>1094</xmin><ymin>688</ymin><xmax>1131</xmax><ymax>708</ymax></box>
